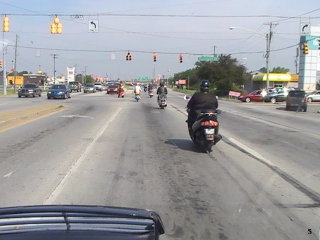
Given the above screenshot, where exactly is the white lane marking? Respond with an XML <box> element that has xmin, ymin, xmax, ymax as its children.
<box><xmin>228</xmin><ymin>137</ymin><xmax>274</xmax><ymax>167</ymax></box>
<box><xmin>3</xmin><ymin>171</ymin><xmax>14</xmax><ymax>178</ymax></box>
<box><xmin>223</xmin><ymin>108</ymin><xmax>320</xmax><ymax>140</ymax></box>
<box><xmin>60</xmin><ymin>114</ymin><xmax>94</xmax><ymax>119</ymax></box>
<box><xmin>44</xmin><ymin>108</ymin><xmax>122</xmax><ymax>204</ymax></box>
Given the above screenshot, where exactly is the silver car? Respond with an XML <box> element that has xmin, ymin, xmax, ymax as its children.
<box><xmin>306</xmin><ymin>90</ymin><xmax>320</xmax><ymax>102</ymax></box>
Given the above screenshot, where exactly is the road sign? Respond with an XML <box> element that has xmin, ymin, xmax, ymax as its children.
<box><xmin>198</xmin><ymin>56</ymin><xmax>219</xmax><ymax>62</ymax></box>
<box><xmin>89</xmin><ymin>20</ymin><xmax>99</xmax><ymax>33</ymax></box>
<box><xmin>300</xmin><ymin>22</ymin><xmax>310</xmax><ymax>36</ymax></box>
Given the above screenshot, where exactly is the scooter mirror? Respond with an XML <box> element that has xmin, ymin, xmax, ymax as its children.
<box><xmin>184</xmin><ymin>95</ymin><xmax>191</xmax><ymax>101</ymax></box>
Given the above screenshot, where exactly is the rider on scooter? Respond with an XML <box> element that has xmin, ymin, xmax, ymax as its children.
<box><xmin>187</xmin><ymin>80</ymin><xmax>219</xmax><ymax>131</ymax></box>
<box><xmin>156</xmin><ymin>81</ymin><xmax>168</xmax><ymax>100</ymax></box>
<box><xmin>117</xmin><ymin>81</ymin><xmax>125</xmax><ymax>98</ymax></box>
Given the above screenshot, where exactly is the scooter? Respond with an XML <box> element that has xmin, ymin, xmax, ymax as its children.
<box><xmin>158</xmin><ymin>94</ymin><xmax>167</xmax><ymax>109</ymax></box>
<box><xmin>188</xmin><ymin>109</ymin><xmax>222</xmax><ymax>152</ymax></box>
<box><xmin>118</xmin><ymin>89</ymin><xmax>125</xmax><ymax>98</ymax></box>
<box><xmin>135</xmin><ymin>92</ymin><xmax>141</xmax><ymax>102</ymax></box>
<box><xmin>148</xmin><ymin>90</ymin><xmax>154</xmax><ymax>98</ymax></box>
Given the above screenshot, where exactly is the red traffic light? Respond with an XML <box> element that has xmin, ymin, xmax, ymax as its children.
<box><xmin>152</xmin><ymin>53</ymin><xmax>157</xmax><ymax>62</ymax></box>
<box><xmin>179</xmin><ymin>54</ymin><xmax>183</xmax><ymax>63</ymax></box>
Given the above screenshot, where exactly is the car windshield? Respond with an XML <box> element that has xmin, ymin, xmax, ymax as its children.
<box><xmin>23</xmin><ymin>84</ymin><xmax>36</xmax><ymax>88</ymax></box>
<box><xmin>289</xmin><ymin>91</ymin><xmax>305</xmax><ymax>97</ymax></box>
<box><xmin>2</xmin><ymin>2</ymin><xmax>320</xmax><ymax>240</ymax></box>
<box><xmin>51</xmin><ymin>85</ymin><xmax>66</xmax><ymax>89</ymax></box>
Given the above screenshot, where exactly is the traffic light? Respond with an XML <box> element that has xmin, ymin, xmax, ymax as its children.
<box><xmin>179</xmin><ymin>54</ymin><xmax>183</xmax><ymax>63</ymax></box>
<box><xmin>152</xmin><ymin>53</ymin><xmax>157</xmax><ymax>62</ymax></box>
<box><xmin>303</xmin><ymin>42</ymin><xmax>309</xmax><ymax>54</ymax></box>
<box><xmin>3</xmin><ymin>16</ymin><xmax>9</xmax><ymax>32</ymax></box>
<box><xmin>50</xmin><ymin>17</ymin><xmax>62</xmax><ymax>34</ymax></box>
<box><xmin>126</xmin><ymin>52</ymin><xmax>132</xmax><ymax>61</ymax></box>
<box><xmin>0</xmin><ymin>60</ymin><xmax>3</xmax><ymax>68</ymax></box>
<box><xmin>318</xmin><ymin>39</ymin><xmax>320</xmax><ymax>50</ymax></box>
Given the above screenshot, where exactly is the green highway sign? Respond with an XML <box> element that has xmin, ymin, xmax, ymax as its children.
<box><xmin>197</xmin><ymin>56</ymin><xmax>219</xmax><ymax>62</ymax></box>
<box><xmin>135</xmin><ymin>77</ymin><xmax>152</xmax><ymax>82</ymax></box>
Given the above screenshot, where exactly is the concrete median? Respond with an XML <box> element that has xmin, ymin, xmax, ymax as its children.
<box><xmin>0</xmin><ymin>104</ymin><xmax>66</xmax><ymax>132</ymax></box>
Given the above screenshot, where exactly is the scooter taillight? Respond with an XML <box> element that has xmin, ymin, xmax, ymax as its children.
<box><xmin>200</xmin><ymin>120</ymin><xmax>218</xmax><ymax>127</ymax></box>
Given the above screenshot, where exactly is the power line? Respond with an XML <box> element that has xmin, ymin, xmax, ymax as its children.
<box><xmin>8</xmin><ymin>42</ymin><xmax>299</xmax><ymax>56</ymax></box>
<box><xmin>1</xmin><ymin>12</ymin><xmax>320</xmax><ymax>19</ymax></box>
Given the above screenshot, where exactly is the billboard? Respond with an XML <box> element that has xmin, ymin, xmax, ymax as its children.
<box><xmin>67</xmin><ymin>67</ymin><xmax>75</xmax><ymax>82</ymax></box>
<box><xmin>177</xmin><ymin>79</ymin><xmax>187</xmax><ymax>85</ymax></box>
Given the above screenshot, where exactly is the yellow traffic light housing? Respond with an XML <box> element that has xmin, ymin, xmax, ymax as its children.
<box><xmin>3</xmin><ymin>16</ymin><xmax>9</xmax><ymax>32</ymax></box>
<box><xmin>50</xmin><ymin>17</ymin><xmax>62</xmax><ymax>34</ymax></box>
<box><xmin>0</xmin><ymin>60</ymin><xmax>3</xmax><ymax>68</ymax></box>
<box><xmin>303</xmin><ymin>42</ymin><xmax>309</xmax><ymax>54</ymax></box>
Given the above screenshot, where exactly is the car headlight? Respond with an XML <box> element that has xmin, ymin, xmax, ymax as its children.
<box><xmin>48</xmin><ymin>91</ymin><xmax>51</xmax><ymax>94</ymax></box>
<box><xmin>58</xmin><ymin>91</ymin><xmax>64</xmax><ymax>94</ymax></box>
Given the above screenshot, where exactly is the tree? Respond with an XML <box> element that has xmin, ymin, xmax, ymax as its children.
<box><xmin>84</xmin><ymin>75</ymin><xmax>94</xmax><ymax>83</ymax></box>
<box><xmin>259</xmin><ymin>66</ymin><xmax>289</xmax><ymax>73</ymax></box>
<box><xmin>259</xmin><ymin>67</ymin><xmax>267</xmax><ymax>73</ymax></box>
<box><xmin>271</xmin><ymin>67</ymin><xmax>289</xmax><ymax>73</ymax></box>
<box><xmin>173</xmin><ymin>55</ymin><xmax>248</xmax><ymax>95</ymax></box>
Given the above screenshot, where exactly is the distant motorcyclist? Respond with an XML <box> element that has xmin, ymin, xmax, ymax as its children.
<box><xmin>187</xmin><ymin>80</ymin><xmax>218</xmax><ymax>130</ymax></box>
<box><xmin>117</xmin><ymin>81</ymin><xmax>125</xmax><ymax>98</ymax></box>
<box><xmin>148</xmin><ymin>83</ymin><xmax>154</xmax><ymax>92</ymax></box>
<box><xmin>134</xmin><ymin>83</ymin><xmax>142</xmax><ymax>95</ymax></box>
<box><xmin>156</xmin><ymin>81</ymin><xmax>168</xmax><ymax>100</ymax></box>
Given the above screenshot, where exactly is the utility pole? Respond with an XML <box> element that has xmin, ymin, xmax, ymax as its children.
<box><xmin>213</xmin><ymin>45</ymin><xmax>217</xmax><ymax>57</ymax></box>
<box><xmin>2</xmin><ymin>31</ymin><xmax>7</xmax><ymax>95</ymax></box>
<box><xmin>84</xmin><ymin>66</ymin><xmax>87</xmax><ymax>84</ymax></box>
<box><xmin>265</xmin><ymin>22</ymin><xmax>278</xmax><ymax>89</ymax></box>
<box><xmin>51</xmin><ymin>54</ymin><xmax>58</xmax><ymax>84</ymax></box>
<box><xmin>13</xmin><ymin>34</ymin><xmax>18</xmax><ymax>93</ymax></box>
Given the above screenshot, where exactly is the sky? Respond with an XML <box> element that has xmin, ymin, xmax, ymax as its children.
<box><xmin>1</xmin><ymin>0</ymin><xmax>320</xmax><ymax>80</ymax></box>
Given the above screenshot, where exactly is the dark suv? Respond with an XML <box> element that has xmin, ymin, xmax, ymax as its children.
<box><xmin>286</xmin><ymin>89</ymin><xmax>307</xmax><ymax>112</ymax></box>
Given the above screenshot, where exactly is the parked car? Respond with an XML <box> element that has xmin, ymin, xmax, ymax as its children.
<box><xmin>47</xmin><ymin>84</ymin><xmax>71</xmax><ymax>99</ymax></box>
<box><xmin>238</xmin><ymin>90</ymin><xmax>263</xmax><ymax>102</ymax></box>
<box><xmin>107</xmin><ymin>84</ymin><xmax>118</xmax><ymax>94</ymax></box>
<box><xmin>18</xmin><ymin>83</ymin><xmax>41</xmax><ymax>98</ymax></box>
<box><xmin>264</xmin><ymin>90</ymin><xmax>286</xmax><ymax>104</ymax></box>
<box><xmin>84</xmin><ymin>83</ymin><xmax>96</xmax><ymax>93</ymax></box>
<box><xmin>306</xmin><ymin>90</ymin><xmax>320</xmax><ymax>102</ymax></box>
<box><xmin>286</xmin><ymin>89</ymin><xmax>307</xmax><ymax>112</ymax></box>
<box><xmin>69</xmin><ymin>81</ymin><xmax>82</xmax><ymax>92</ymax></box>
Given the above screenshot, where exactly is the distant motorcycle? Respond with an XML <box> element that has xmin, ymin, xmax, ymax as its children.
<box><xmin>118</xmin><ymin>89</ymin><xmax>125</xmax><ymax>98</ymax></box>
<box><xmin>188</xmin><ymin>109</ymin><xmax>222</xmax><ymax>152</ymax></box>
<box><xmin>158</xmin><ymin>94</ymin><xmax>167</xmax><ymax>109</ymax></box>
<box><xmin>148</xmin><ymin>90</ymin><xmax>154</xmax><ymax>98</ymax></box>
<box><xmin>135</xmin><ymin>92</ymin><xmax>141</xmax><ymax>102</ymax></box>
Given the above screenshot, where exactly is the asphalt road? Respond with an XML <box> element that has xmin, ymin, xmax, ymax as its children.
<box><xmin>0</xmin><ymin>90</ymin><xmax>319</xmax><ymax>239</ymax></box>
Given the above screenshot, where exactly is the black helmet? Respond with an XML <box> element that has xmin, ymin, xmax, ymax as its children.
<box><xmin>160</xmin><ymin>81</ymin><xmax>165</xmax><ymax>87</ymax></box>
<box><xmin>200</xmin><ymin>80</ymin><xmax>210</xmax><ymax>92</ymax></box>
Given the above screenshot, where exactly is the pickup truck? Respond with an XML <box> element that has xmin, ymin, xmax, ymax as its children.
<box><xmin>69</xmin><ymin>81</ymin><xmax>82</xmax><ymax>92</ymax></box>
<box><xmin>18</xmin><ymin>83</ymin><xmax>42</xmax><ymax>98</ymax></box>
